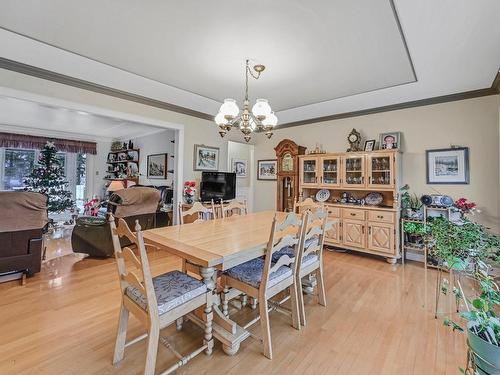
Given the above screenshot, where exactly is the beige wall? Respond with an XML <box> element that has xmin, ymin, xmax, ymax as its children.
<box><xmin>253</xmin><ymin>95</ymin><xmax>500</xmax><ymax>231</ymax></box>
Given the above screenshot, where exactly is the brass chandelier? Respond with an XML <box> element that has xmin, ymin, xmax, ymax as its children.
<box><xmin>215</xmin><ymin>59</ymin><xmax>277</xmax><ymax>142</ymax></box>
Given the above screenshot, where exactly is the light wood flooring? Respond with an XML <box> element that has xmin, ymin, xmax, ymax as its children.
<box><xmin>0</xmin><ymin>247</ymin><xmax>467</xmax><ymax>374</ymax></box>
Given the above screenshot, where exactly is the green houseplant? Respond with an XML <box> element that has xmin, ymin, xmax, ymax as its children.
<box><xmin>428</xmin><ymin>216</ymin><xmax>500</xmax><ymax>374</ymax></box>
<box><xmin>400</xmin><ymin>185</ymin><xmax>423</xmax><ymax>219</ymax></box>
<box><xmin>403</xmin><ymin>221</ymin><xmax>427</xmax><ymax>246</ymax></box>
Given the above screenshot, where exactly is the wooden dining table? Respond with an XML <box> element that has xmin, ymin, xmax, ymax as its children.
<box><xmin>143</xmin><ymin>210</ymin><xmax>286</xmax><ymax>355</ymax></box>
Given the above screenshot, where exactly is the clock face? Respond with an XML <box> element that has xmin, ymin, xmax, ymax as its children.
<box><xmin>282</xmin><ymin>153</ymin><xmax>293</xmax><ymax>172</ymax></box>
<box><xmin>348</xmin><ymin>134</ymin><xmax>358</xmax><ymax>143</ymax></box>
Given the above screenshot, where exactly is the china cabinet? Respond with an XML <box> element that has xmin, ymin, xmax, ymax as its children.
<box><xmin>298</xmin><ymin>149</ymin><xmax>402</xmax><ymax>263</ymax></box>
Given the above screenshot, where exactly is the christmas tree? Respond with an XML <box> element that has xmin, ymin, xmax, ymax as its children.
<box><xmin>23</xmin><ymin>141</ymin><xmax>74</xmax><ymax>213</ymax></box>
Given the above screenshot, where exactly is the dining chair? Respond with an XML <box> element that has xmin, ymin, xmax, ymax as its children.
<box><xmin>109</xmin><ymin>214</ymin><xmax>214</xmax><ymax>375</ymax></box>
<box><xmin>221</xmin><ymin>199</ymin><xmax>248</xmax><ymax>218</ymax></box>
<box><xmin>221</xmin><ymin>212</ymin><xmax>306</xmax><ymax>359</ymax></box>
<box><xmin>295</xmin><ymin>210</ymin><xmax>328</xmax><ymax>326</ymax></box>
<box><xmin>293</xmin><ymin>197</ymin><xmax>323</xmax><ymax>214</ymax></box>
<box><xmin>178</xmin><ymin>201</ymin><xmax>216</xmax><ymax>224</ymax></box>
<box><xmin>178</xmin><ymin>201</ymin><xmax>216</xmax><ymax>276</ymax></box>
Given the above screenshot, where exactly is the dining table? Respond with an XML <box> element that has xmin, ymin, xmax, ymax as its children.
<box><xmin>143</xmin><ymin>210</ymin><xmax>287</xmax><ymax>355</ymax></box>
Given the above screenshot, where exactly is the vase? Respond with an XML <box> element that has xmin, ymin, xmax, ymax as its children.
<box><xmin>185</xmin><ymin>196</ymin><xmax>193</xmax><ymax>204</ymax></box>
<box><xmin>468</xmin><ymin>329</ymin><xmax>500</xmax><ymax>375</ymax></box>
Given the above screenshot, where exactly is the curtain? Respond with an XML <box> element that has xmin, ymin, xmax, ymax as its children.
<box><xmin>0</xmin><ymin>132</ymin><xmax>97</xmax><ymax>154</ymax></box>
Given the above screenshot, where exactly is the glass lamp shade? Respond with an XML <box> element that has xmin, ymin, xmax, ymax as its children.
<box><xmin>215</xmin><ymin>112</ymin><xmax>228</xmax><ymax>126</ymax></box>
<box><xmin>262</xmin><ymin>112</ymin><xmax>278</xmax><ymax>127</ymax></box>
<box><xmin>252</xmin><ymin>99</ymin><xmax>272</xmax><ymax>119</ymax></box>
<box><xmin>219</xmin><ymin>99</ymin><xmax>239</xmax><ymax>119</ymax></box>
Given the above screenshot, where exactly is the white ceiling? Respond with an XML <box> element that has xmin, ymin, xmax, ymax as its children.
<box><xmin>0</xmin><ymin>96</ymin><xmax>166</xmax><ymax>141</ymax></box>
<box><xmin>0</xmin><ymin>0</ymin><xmax>499</xmax><ymax>125</ymax></box>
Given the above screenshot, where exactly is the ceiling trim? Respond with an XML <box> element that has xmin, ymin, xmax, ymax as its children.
<box><xmin>276</xmin><ymin>71</ymin><xmax>500</xmax><ymax>129</ymax></box>
<box><xmin>0</xmin><ymin>57</ymin><xmax>214</xmax><ymax>121</ymax></box>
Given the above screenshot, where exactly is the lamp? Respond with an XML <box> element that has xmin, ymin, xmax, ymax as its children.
<box><xmin>214</xmin><ymin>60</ymin><xmax>277</xmax><ymax>142</ymax></box>
<box><xmin>107</xmin><ymin>180</ymin><xmax>124</xmax><ymax>192</ymax></box>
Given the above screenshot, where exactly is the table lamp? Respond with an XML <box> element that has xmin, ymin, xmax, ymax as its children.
<box><xmin>107</xmin><ymin>180</ymin><xmax>124</xmax><ymax>193</ymax></box>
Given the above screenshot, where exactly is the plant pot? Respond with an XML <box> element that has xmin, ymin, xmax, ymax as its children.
<box><xmin>468</xmin><ymin>329</ymin><xmax>500</xmax><ymax>375</ymax></box>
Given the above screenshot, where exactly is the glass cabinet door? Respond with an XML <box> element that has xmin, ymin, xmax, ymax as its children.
<box><xmin>342</xmin><ymin>155</ymin><xmax>365</xmax><ymax>187</ymax></box>
<box><xmin>368</xmin><ymin>153</ymin><xmax>394</xmax><ymax>188</ymax></box>
<box><xmin>320</xmin><ymin>156</ymin><xmax>340</xmax><ymax>187</ymax></box>
<box><xmin>300</xmin><ymin>157</ymin><xmax>319</xmax><ymax>186</ymax></box>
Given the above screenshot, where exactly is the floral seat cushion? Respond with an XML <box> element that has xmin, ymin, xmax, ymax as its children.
<box><xmin>125</xmin><ymin>270</ymin><xmax>207</xmax><ymax>315</ymax></box>
<box><xmin>271</xmin><ymin>237</ymin><xmax>319</xmax><ymax>264</ymax></box>
<box><xmin>225</xmin><ymin>258</ymin><xmax>292</xmax><ymax>289</ymax></box>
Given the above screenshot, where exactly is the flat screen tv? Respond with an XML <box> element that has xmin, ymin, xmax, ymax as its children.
<box><xmin>200</xmin><ymin>172</ymin><xmax>236</xmax><ymax>202</ymax></box>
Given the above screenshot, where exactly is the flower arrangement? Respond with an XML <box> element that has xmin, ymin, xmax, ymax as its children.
<box><xmin>454</xmin><ymin>197</ymin><xmax>477</xmax><ymax>215</ymax></box>
<box><xmin>183</xmin><ymin>181</ymin><xmax>196</xmax><ymax>204</ymax></box>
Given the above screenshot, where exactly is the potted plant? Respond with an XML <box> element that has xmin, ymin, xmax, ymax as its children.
<box><xmin>403</xmin><ymin>221</ymin><xmax>427</xmax><ymax>246</ymax></box>
<box><xmin>429</xmin><ymin>216</ymin><xmax>500</xmax><ymax>374</ymax></box>
<box><xmin>400</xmin><ymin>185</ymin><xmax>423</xmax><ymax>219</ymax></box>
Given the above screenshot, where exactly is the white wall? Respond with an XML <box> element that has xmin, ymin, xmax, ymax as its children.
<box><xmin>253</xmin><ymin>95</ymin><xmax>500</xmax><ymax>231</ymax></box>
<box><xmin>126</xmin><ymin>129</ymin><xmax>175</xmax><ymax>186</ymax></box>
<box><xmin>0</xmin><ymin>69</ymin><xmax>251</xmax><ymax>198</ymax></box>
<box><xmin>227</xmin><ymin>141</ymin><xmax>254</xmax><ymax>211</ymax></box>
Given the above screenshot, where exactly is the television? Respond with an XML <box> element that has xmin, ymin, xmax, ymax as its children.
<box><xmin>200</xmin><ymin>172</ymin><xmax>236</xmax><ymax>202</ymax></box>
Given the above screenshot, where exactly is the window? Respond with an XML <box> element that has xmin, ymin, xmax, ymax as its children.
<box><xmin>3</xmin><ymin>149</ymin><xmax>36</xmax><ymax>190</ymax></box>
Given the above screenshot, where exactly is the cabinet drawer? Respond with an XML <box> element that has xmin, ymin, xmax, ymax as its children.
<box><xmin>325</xmin><ymin>206</ymin><xmax>340</xmax><ymax>218</ymax></box>
<box><xmin>342</xmin><ymin>208</ymin><xmax>366</xmax><ymax>220</ymax></box>
<box><xmin>368</xmin><ymin>210</ymin><xmax>395</xmax><ymax>223</ymax></box>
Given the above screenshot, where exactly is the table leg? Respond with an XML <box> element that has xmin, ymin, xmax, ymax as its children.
<box><xmin>198</xmin><ymin>266</ymin><xmax>249</xmax><ymax>356</ymax></box>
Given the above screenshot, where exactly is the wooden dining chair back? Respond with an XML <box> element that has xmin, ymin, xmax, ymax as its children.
<box><xmin>221</xmin><ymin>199</ymin><xmax>248</xmax><ymax>218</ymax></box>
<box><xmin>295</xmin><ymin>209</ymin><xmax>328</xmax><ymax>327</ymax></box>
<box><xmin>221</xmin><ymin>212</ymin><xmax>306</xmax><ymax>359</ymax></box>
<box><xmin>293</xmin><ymin>197</ymin><xmax>323</xmax><ymax>214</ymax></box>
<box><xmin>178</xmin><ymin>201</ymin><xmax>215</xmax><ymax>224</ymax></box>
<box><xmin>109</xmin><ymin>214</ymin><xmax>213</xmax><ymax>375</ymax></box>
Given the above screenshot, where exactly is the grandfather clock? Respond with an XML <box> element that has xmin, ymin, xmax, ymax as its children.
<box><xmin>274</xmin><ymin>139</ymin><xmax>306</xmax><ymax>212</ymax></box>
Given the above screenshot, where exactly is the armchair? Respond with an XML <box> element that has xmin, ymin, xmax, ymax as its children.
<box><xmin>0</xmin><ymin>192</ymin><xmax>48</xmax><ymax>282</ymax></box>
<box><xmin>72</xmin><ymin>187</ymin><xmax>161</xmax><ymax>257</ymax></box>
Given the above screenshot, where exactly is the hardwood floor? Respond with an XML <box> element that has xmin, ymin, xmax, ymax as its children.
<box><xmin>0</xmin><ymin>249</ymin><xmax>467</xmax><ymax>374</ymax></box>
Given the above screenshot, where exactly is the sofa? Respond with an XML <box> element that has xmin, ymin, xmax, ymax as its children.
<box><xmin>71</xmin><ymin>187</ymin><xmax>163</xmax><ymax>257</ymax></box>
<box><xmin>0</xmin><ymin>191</ymin><xmax>48</xmax><ymax>279</ymax></box>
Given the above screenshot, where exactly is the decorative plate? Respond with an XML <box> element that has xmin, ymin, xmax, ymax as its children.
<box><xmin>316</xmin><ymin>189</ymin><xmax>330</xmax><ymax>202</ymax></box>
<box><xmin>365</xmin><ymin>192</ymin><xmax>383</xmax><ymax>206</ymax></box>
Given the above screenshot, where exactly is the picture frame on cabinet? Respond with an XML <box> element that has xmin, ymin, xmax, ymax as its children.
<box><xmin>379</xmin><ymin>132</ymin><xmax>401</xmax><ymax>150</ymax></box>
<box><xmin>364</xmin><ymin>139</ymin><xmax>376</xmax><ymax>151</ymax></box>
<box><xmin>426</xmin><ymin>147</ymin><xmax>469</xmax><ymax>184</ymax></box>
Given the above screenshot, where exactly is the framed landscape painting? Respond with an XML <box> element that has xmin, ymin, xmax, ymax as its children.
<box><xmin>194</xmin><ymin>144</ymin><xmax>219</xmax><ymax>171</ymax></box>
<box><xmin>426</xmin><ymin>147</ymin><xmax>469</xmax><ymax>184</ymax></box>
<box><xmin>257</xmin><ymin>159</ymin><xmax>277</xmax><ymax>180</ymax></box>
<box><xmin>147</xmin><ymin>153</ymin><xmax>168</xmax><ymax>179</ymax></box>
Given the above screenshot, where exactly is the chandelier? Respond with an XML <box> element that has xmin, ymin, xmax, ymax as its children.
<box><xmin>215</xmin><ymin>59</ymin><xmax>277</xmax><ymax>142</ymax></box>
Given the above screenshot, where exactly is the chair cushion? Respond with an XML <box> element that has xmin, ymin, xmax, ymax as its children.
<box><xmin>225</xmin><ymin>258</ymin><xmax>292</xmax><ymax>289</ymax></box>
<box><xmin>271</xmin><ymin>237</ymin><xmax>319</xmax><ymax>263</ymax></box>
<box><xmin>125</xmin><ymin>270</ymin><xmax>207</xmax><ymax>315</ymax></box>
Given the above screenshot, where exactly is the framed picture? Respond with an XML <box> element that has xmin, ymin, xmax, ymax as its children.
<box><xmin>257</xmin><ymin>159</ymin><xmax>277</xmax><ymax>180</ymax></box>
<box><xmin>147</xmin><ymin>153</ymin><xmax>168</xmax><ymax>179</ymax></box>
<box><xmin>364</xmin><ymin>140</ymin><xmax>376</xmax><ymax>151</ymax></box>
<box><xmin>231</xmin><ymin>158</ymin><xmax>247</xmax><ymax>178</ymax></box>
<box><xmin>426</xmin><ymin>147</ymin><xmax>469</xmax><ymax>184</ymax></box>
<box><xmin>194</xmin><ymin>144</ymin><xmax>219</xmax><ymax>171</ymax></box>
<box><xmin>379</xmin><ymin>132</ymin><xmax>401</xmax><ymax>150</ymax></box>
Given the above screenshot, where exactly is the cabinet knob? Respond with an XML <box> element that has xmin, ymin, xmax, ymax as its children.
<box><xmin>350</xmin><ymin>213</ymin><xmax>355</xmax><ymax>216</ymax></box>
<box><xmin>377</xmin><ymin>215</ymin><xmax>383</xmax><ymax>219</ymax></box>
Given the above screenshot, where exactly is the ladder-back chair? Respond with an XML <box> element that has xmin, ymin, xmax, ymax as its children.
<box><xmin>178</xmin><ymin>201</ymin><xmax>216</xmax><ymax>224</ymax></box>
<box><xmin>293</xmin><ymin>197</ymin><xmax>323</xmax><ymax>214</ymax></box>
<box><xmin>221</xmin><ymin>212</ymin><xmax>306</xmax><ymax>359</ymax></box>
<box><xmin>220</xmin><ymin>200</ymin><xmax>248</xmax><ymax>218</ymax></box>
<box><xmin>296</xmin><ymin>210</ymin><xmax>328</xmax><ymax>326</ymax></box>
<box><xmin>109</xmin><ymin>215</ymin><xmax>213</xmax><ymax>375</ymax></box>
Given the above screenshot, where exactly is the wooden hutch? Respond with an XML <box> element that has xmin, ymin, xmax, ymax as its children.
<box><xmin>298</xmin><ymin>149</ymin><xmax>402</xmax><ymax>263</ymax></box>
<box><xmin>275</xmin><ymin>139</ymin><xmax>306</xmax><ymax>212</ymax></box>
